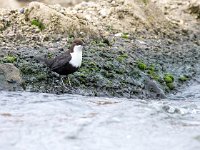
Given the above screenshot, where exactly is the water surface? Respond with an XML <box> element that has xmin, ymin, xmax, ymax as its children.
<box><xmin>0</xmin><ymin>84</ymin><xmax>200</xmax><ymax>150</ymax></box>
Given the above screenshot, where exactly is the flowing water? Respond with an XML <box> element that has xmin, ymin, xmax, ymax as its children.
<box><xmin>0</xmin><ymin>84</ymin><xmax>200</xmax><ymax>150</ymax></box>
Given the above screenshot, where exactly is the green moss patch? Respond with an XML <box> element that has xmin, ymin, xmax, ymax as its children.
<box><xmin>47</xmin><ymin>52</ymin><xmax>53</xmax><ymax>59</ymax></box>
<box><xmin>121</xmin><ymin>33</ymin><xmax>130</xmax><ymax>39</ymax></box>
<box><xmin>20</xmin><ymin>63</ymin><xmax>38</xmax><ymax>75</ymax></box>
<box><xmin>137</xmin><ymin>61</ymin><xmax>147</xmax><ymax>70</ymax></box>
<box><xmin>36</xmin><ymin>73</ymin><xmax>47</xmax><ymax>81</ymax></box>
<box><xmin>117</xmin><ymin>53</ymin><xmax>128</xmax><ymax>62</ymax></box>
<box><xmin>163</xmin><ymin>74</ymin><xmax>174</xmax><ymax>83</ymax></box>
<box><xmin>163</xmin><ymin>74</ymin><xmax>175</xmax><ymax>90</ymax></box>
<box><xmin>178</xmin><ymin>75</ymin><xmax>189</xmax><ymax>82</ymax></box>
<box><xmin>31</xmin><ymin>19</ymin><xmax>45</xmax><ymax>31</ymax></box>
<box><xmin>3</xmin><ymin>55</ymin><xmax>17</xmax><ymax>63</ymax></box>
<box><xmin>141</xmin><ymin>0</ymin><xmax>149</xmax><ymax>5</ymax></box>
<box><xmin>166</xmin><ymin>83</ymin><xmax>175</xmax><ymax>90</ymax></box>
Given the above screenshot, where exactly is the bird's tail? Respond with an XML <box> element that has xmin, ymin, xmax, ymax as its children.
<box><xmin>35</xmin><ymin>56</ymin><xmax>53</xmax><ymax>67</ymax></box>
<box><xmin>35</xmin><ymin>57</ymin><xmax>46</xmax><ymax>63</ymax></box>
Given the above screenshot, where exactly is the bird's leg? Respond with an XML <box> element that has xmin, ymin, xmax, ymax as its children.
<box><xmin>52</xmin><ymin>73</ymin><xmax>72</xmax><ymax>90</ymax></box>
<box><xmin>60</xmin><ymin>76</ymin><xmax>68</xmax><ymax>89</ymax></box>
<box><xmin>60</xmin><ymin>76</ymin><xmax>72</xmax><ymax>90</ymax></box>
<box><xmin>67</xmin><ymin>76</ymin><xmax>72</xmax><ymax>87</ymax></box>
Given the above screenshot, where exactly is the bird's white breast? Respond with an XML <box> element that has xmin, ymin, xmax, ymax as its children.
<box><xmin>69</xmin><ymin>45</ymin><xmax>83</xmax><ymax>67</ymax></box>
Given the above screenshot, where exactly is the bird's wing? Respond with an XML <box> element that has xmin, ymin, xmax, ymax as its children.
<box><xmin>50</xmin><ymin>52</ymin><xmax>72</xmax><ymax>70</ymax></box>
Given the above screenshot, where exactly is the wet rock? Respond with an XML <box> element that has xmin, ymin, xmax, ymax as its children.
<box><xmin>0</xmin><ymin>0</ymin><xmax>199</xmax><ymax>99</ymax></box>
<box><xmin>0</xmin><ymin>63</ymin><xmax>23</xmax><ymax>91</ymax></box>
<box><xmin>144</xmin><ymin>77</ymin><xmax>166</xmax><ymax>99</ymax></box>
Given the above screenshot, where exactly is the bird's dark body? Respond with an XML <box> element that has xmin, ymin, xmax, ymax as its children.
<box><xmin>37</xmin><ymin>39</ymin><xmax>83</xmax><ymax>77</ymax></box>
<box><xmin>44</xmin><ymin>51</ymin><xmax>78</xmax><ymax>75</ymax></box>
<box><xmin>52</xmin><ymin>63</ymin><xmax>78</xmax><ymax>75</ymax></box>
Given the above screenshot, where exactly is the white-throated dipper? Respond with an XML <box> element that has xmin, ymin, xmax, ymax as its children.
<box><xmin>38</xmin><ymin>39</ymin><xmax>84</xmax><ymax>86</ymax></box>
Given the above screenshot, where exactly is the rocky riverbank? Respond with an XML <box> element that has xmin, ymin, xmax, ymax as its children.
<box><xmin>0</xmin><ymin>0</ymin><xmax>199</xmax><ymax>99</ymax></box>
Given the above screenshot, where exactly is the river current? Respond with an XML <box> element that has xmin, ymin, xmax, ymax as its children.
<box><xmin>0</xmin><ymin>84</ymin><xmax>200</xmax><ymax>150</ymax></box>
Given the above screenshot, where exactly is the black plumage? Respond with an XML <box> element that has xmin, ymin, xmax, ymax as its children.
<box><xmin>37</xmin><ymin>39</ymin><xmax>84</xmax><ymax>76</ymax></box>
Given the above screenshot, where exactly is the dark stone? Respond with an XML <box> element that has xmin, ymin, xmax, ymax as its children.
<box><xmin>0</xmin><ymin>63</ymin><xmax>23</xmax><ymax>91</ymax></box>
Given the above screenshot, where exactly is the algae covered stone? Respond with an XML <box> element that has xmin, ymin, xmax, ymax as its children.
<box><xmin>3</xmin><ymin>55</ymin><xmax>17</xmax><ymax>63</ymax></box>
<box><xmin>138</xmin><ymin>62</ymin><xmax>147</xmax><ymax>70</ymax></box>
<box><xmin>178</xmin><ymin>75</ymin><xmax>189</xmax><ymax>82</ymax></box>
<box><xmin>31</xmin><ymin>19</ymin><xmax>45</xmax><ymax>31</ymax></box>
<box><xmin>0</xmin><ymin>63</ymin><xmax>22</xmax><ymax>90</ymax></box>
<box><xmin>164</xmin><ymin>74</ymin><xmax>174</xmax><ymax>83</ymax></box>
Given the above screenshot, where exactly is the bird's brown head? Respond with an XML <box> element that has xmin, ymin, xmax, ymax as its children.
<box><xmin>73</xmin><ymin>39</ymin><xmax>84</xmax><ymax>46</ymax></box>
<box><xmin>70</xmin><ymin>39</ymin><xmax>84</xmax><ymax>52</ymax></box>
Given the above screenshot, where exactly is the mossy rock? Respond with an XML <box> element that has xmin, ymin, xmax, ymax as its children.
<box><xmin>130</xmin><ymin>69</ymin><xmax>141</xmax><ymax>79</ymax></box>
<box><xmin>147</xmin><ymin>70</ymin><xmax>160</xmax><ymax>81</ymax></box>
<box><xmin>121</xmin><ymin>33</ymin><xmax>130</xmax><ymax>39</ymax></box>
<box><xmin>141</xmin><ymin>0</ymin><xmax>149</xmax><ymax>5</ymax></box>
<box><xmin>20</xmin><ymin>64</ymin><xmax>37</xmax><ymax>75</ymax></box>
<box><xmin>31</xmin><ymin>19</ymin><xmax>45</xmax><ymax>31</ymax></box>
<box><xmin>101</xmin><ymin>70</ymin><xmax>115</xmax><ymax>78</ymax></box>
<box><xmin>3</xmin><ymin>56</ymin><xmax>17</xmax><ymax>63</ymax></box>
<box><xmin>137</xmin><ymin>62</ymin><xmax>147</xmax><ymax>70</ymax></box>
<box><xmin>87</xmin><ymin>61</ymin><xmax>100</xmax><ymax>71</ymax></box>
<box><xmin>116</xmin><ymin>53</ymin><xmax>128</xmax><ymax>62</ymax></box>
<box><xmin>178</xmin><ymin>75</ymin><xmax>189</xmax><ymax>82</ymax></box>
<box><xmin>148</xmin><ymin>64</ymin><xmax>155</xmax><ymax>72</ymax></box>
<box><xmin>103</xmin><ymin>62</ymin><xmax>114</xmax><ymax>70</ymax></box>
<box><xmin>97</xmin><ymin>42</ymin><xmax>106</xmax><ymax>47</ymax></box>
<box><xmin>47</xmin><ymin>52</ymin><xmax>53</xmax><ymax>58</ymax></box>
<box><xmin>36</xmin><ymin>73</ymin><xmax>47</xmax><ymax>81</ymax></box>
<box><xmin>164</xmin><ymin>74</ymin><xmax>174</xmax><ymax>83</ymax></box>
<box><xmin>166</xmin><ymin>83</ymin><xmax>175</xmax><ymax>90</ymax></box>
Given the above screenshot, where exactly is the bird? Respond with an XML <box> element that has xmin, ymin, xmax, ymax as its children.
<box><xmin>37</xmin><ymin>39</ymin><xmax>84</xmax><ymax>87</ymax></box>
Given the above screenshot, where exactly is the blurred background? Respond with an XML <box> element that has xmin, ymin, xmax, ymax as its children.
<box><xmin>0</xmin><ymin>0</ymin><xmax>92</xmax><ymax>8</ymax></box>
